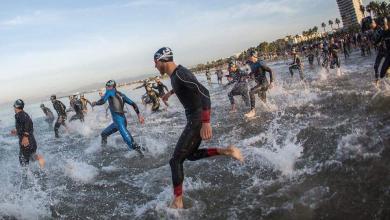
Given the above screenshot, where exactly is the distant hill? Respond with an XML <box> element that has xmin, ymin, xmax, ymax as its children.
<box><xmin>53</xmin><ymin>73</ymin><xmax>156</xmax><ymax>99</ymax></box>
<box><xmin>0</xmin><ymin>73</ymin><xmax>156</xmax><ymax>106</ymax></box>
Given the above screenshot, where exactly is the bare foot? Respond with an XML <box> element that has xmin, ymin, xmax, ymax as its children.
<box><xmin>36</xmin><ymin>154</ymin><xmax>45</xmax><ymax>169</ymax></box>
<box><xmin>226</xmin><ymin>146</ymin><xmax>244</xmax><ymax>162</ymax></box>
<box><xmin>170</xmin><ymin>196</ymin><xmax>184</xmax><ymax>209</ymax></box>
<box><xmin>244</xmin><ymin>109</ymin><xmax>256</xmax><ymax>118</ymax></box>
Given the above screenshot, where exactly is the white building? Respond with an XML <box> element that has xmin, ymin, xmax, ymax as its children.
<box><xmin>336</xmin><ymin>0</ymin><xmax>364</xmax><ymax>28</ymax></box>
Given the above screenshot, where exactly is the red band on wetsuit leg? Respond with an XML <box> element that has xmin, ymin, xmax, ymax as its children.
<box><xmin>201</xmin><ymin>109</ymin><xmax>211</xmax><ymax>123</ymax></box>
<box><xmin>207</xmin><ymin>148</ymin><xmax>219</xmax><ymax>156</ymax></box>
<box><xmin>174</xmin><ymin>184</ymin><xmax>183</xmax><ymax>197</ymax></box>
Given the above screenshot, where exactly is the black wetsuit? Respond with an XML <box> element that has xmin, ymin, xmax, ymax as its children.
<box><xmin>41</xmin><ymin>106</ymin><xmax>54</xmax><ymax>127</ymax></box>
<box><xmin>321</xmin><ymin>47</ymin><xmax>330</xmax><ymax>70</ymax></box>
<box><xmin>69</xmin><ymin>99</ymin><xmax>84</xmax><ymax>122</ymax></box>
<box><xmin>307</xmin><ymin>52</ymin><xmax>315</xmax><ymax>66</ymax></box>
<box><xmin>373</xmin><ymin>27</ymin><xmax>385</xmax><ymax>77</ymax></box>
<box><xmin>15</xmin><ymin>111</ymin><xmax>37</xmax><ymax>166</ymax></box>
<box><xmin>329</xmin><ymin>43</ymin><xmax>340</xmax><ymax>69</ymax></box>
<box><xmin>248</xmin><ymin>60</ymin><xmax>274</xmax><ymax>109</ymax></box>
<box><xmin>168</xmin><ymin>65</ymin><xmax>219</xmax><ymax>197</ymax></box>
<box><xmin>226</xmin><ymin>70</ymin><xmax>239</xmax><ymax>86</ymax></box>
<box><xmin>289</xmin><ymin>55</ymin><xmax>304</xmax><ymax>79</ymax></box>
<box><xmin>381</xmin><ymin>29</ymin><xmax>390</xmax><ymax>78</ymax></box>
<box><xmin>69</xmin><ymin>99</ymin><xmax>76</xmax><ymax>112</ymax></box>
<box><xmin>216</xmin><ymin>70</ymin><xmax>224</xmax><ymax>84</ymax></box>
<box><xmin>315</xmin><ymin>48</ymin><xmax>321</xmax><ymax>65</ymax></box>
<box><xmin>205</xmin><ymin>70</ymin><xmax>211</xmax><ymax>82</ymax></box>
<box><xmin>80</xmin><ymin>98</ymin><xmax>92</xmax><ymax>112</ymax></box>
<box><xmin>147</xmin><ymin>89</ymin><xmax>160</xmax><ymax>112</ymax></box>
<box><xmin>375</xmin><ymin>28</ymin><xmax>390</xmax><ymax>79</ymax></box>
<box><xmin>228</xmin><ymin>69</ymin><xmax>249</xmax><ymax>106</ymax></box>
<box><xmin>52</xmin><ymin>100</ymin><xmax>67</xmax><ymax>138</ymax></box>
<box><xmin>153</xmin><ymin>82</ymin><xmax>169</xmax><ymax>97</ymax></box>
<box><xmin>342</xmin><ymin>40</ymin><xmax>350</xmax><ymax>59</ymax></box>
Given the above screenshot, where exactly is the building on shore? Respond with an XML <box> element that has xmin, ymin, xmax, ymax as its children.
<box><xmin>336</xmin><ymin>0</ymin><xmax>364</xmax><ymax>28</ymax></box>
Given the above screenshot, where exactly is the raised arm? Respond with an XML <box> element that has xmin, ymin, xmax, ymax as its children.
<box><xmin>94</xmin><ymin>90</ymin><xmax>112</xmax><ymax>106</ymax></box>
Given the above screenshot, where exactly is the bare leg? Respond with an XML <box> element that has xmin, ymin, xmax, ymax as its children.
<box><xmin>169</xmin><ymin>144</ymin><xmax>244</xmax><ymax>209</ymax></box>
<box><xmin>217</xmin><ymin>146</ymin><xmax>244</xmax><ymax>162</ymax></box>
<box><xmin>34</xmin><ymin>154</ymin><xmax>45</xmax><ymax>169</ymax></box>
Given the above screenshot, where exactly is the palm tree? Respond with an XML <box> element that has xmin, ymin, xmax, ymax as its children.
<box><xmin>328</xmin><ymin>20</ymin><xmax>334</xmax><ymax>30</ymax></box>
<box><xmin>312</xmin><ymin>26</ymin><xmax>319</xmax><ymax>38</ymax></box>
<box><xmin>335</xmin><ymin>18</ymin><xmax>341</xmax><ymax>29</ymax></box>
<box><xmin>379</xmin><ymin>2</ymin><xmax>389</xmax><ymax>17</ymax></box>
<box><xmin>295</xmin><ymin>34</ymin><xmax>300</xmax><ymax>43</ymax></box>
<box><xmin>321</xmin><ymin>22</ymin><xmax>326</xmax><ymax>32</ymax></box>
<box><xmin>308</xmin><ymin>28</ymin><xmax>312</xmax><ymax>39</ymax></box>
<box><xmin>367</xmin><ymin>1</ymin><xmax>379</xmax><ymax>17</ymax></box>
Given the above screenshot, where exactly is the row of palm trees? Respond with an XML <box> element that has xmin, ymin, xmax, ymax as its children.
<box><xmin>190</xmin><ymin>1</ymin><xmax>389</xmax><ymax>72</ymax></box>
<box><xmin>320</xmin><ymin>18</ymin><xmax>341</xmax><ymax>33</ymax></box>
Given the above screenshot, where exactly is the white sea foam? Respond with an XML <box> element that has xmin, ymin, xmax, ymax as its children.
<box><xmin>64</xmin><ymin>160</ymin><xmax>99</xmax><ymax>184</ymax></box>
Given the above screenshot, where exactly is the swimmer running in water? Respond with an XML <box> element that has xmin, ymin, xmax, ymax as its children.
<box><xmin>92</xmin><ymin>80</ymin><xmax>145</xmax><ymax>156</ymax></box>
<box><xmin>154</xmin><ymin>47</ymin><xmax>244</xmax><ymax>209</ymax></box>
<box><xmin>11</xmin><ymin>99</ymin><xmax>45</xmax><ymax>168</ymax></box>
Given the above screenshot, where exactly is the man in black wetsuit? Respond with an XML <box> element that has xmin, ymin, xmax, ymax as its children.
<box><xmin>216</xmin><ymin>69</ymin><xmax>224</xmax><ymax>85</ymax></box>
<box><xmin>68</xmin><ymin>95</ymin><xmax>76</xmax><ymax>112</ymax></box>
<box><xmin>371</xmin><ymin>18</ymin><xmax>385</xmax><ymax>83</ymax></box>
<box><xmin>227</xmin><ymin>61</ymin><xmax>250</xmax><ymax>112</ymax></box>
<box><xmin>341</xmin><ymin>38</ymin><xmax>350</xmax><ymax>59</ymax></box>
<box><xmin>328</xmin><ymin>38</ymin><xmax>341</xmax><ymax>71</ymax></box>
<box><xmin>153</xmin><ymin>47</ymin><xmax>243</xmax><ymax>209</ymax></box>
<box><xmin>80</xmin><ymin>94</ymin><xmax>93</xmax><ymax>114</ymax></box>
<box><xmin>11</xmin><ymin>99</ymin><xmax>45</xmax><ymax>168</ymax></box>
<box><xmin>51</xmin><ymin>95</ymin><xmax>68</xmax><ymax>138</ymax></box>
<box><xmin>320</xmin><ymin>43</ymin><xmax>330</xmax><ymax>72</ymax></box>
<box><xmin>40</xmin><ymin>104</ymin><xmax>55</xmax><ymax>128</ymax></box>
<box><xmin>289</xmin><ymin>49</ymin><xmax>304</xmax><ymax>80</ymax></box>
<box><xmin>146</xmin><ymin>84</ymin><xmax>160</xmax><ymax>112</ymax></box>
<box><xmin>244</xmin><ymin>50</ymin><xmax>274</xmax><ymax>118</ymax></box>
<box><xmin>69</xmin><ymin>97</ymin><xmax>85</xmax><ymax>122</ymax></box>
<box><xmin>306</xmin><ymin>47</ymin><xmax>315</xmax><ymax>67</ymax></box>
<box><xmin>153</xmin><ymin>77</ymin><xmax>170</xmax><ymax>107</ymax></box>
<box><xmin>372</xmin><ymin>17</ymin><xmax>390</xmax><ymax>86</ymax></box>
<box><xmin>205</xmin><ymin>68</ymin><xmax>211</xmax><ymax>84</ymax></box>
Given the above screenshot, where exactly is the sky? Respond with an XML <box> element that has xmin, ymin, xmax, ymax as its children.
<box><xmin>0</xmin><ymin>0</ymin><xmax>367</xmax><ymax>104</ymax></box>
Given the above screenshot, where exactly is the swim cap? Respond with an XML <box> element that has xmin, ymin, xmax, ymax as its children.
<box><xmin>106</xmin><ymin>80</ymin><xmax>116</xmax><ymax>88</ymax></box>
<box><xmin>14</xmin><ymin>99</ymin><xmax>25</xmax><ymax>109</ymax></box>
<box><xmin>154</xmin><ymin>47</ymin><xmax>173</xmax><ymax>62</ymax></box>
